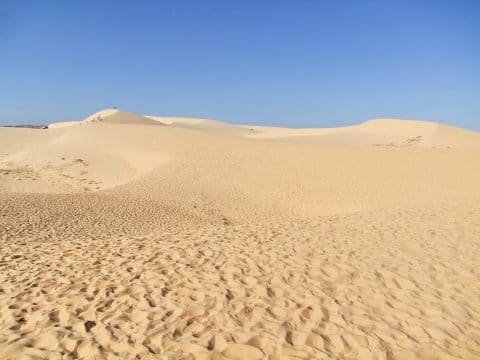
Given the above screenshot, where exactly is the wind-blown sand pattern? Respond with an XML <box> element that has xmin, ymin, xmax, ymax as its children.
<box><xmin>1</xmin><ymin>110</ymin><xmax>480</xmax><ymax>359</ymax></box>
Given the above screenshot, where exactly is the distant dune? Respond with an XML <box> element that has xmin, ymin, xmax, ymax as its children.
<box><xmin>1</xmin><ymin>109</ymin><xmax>480</xmax><ymax>359</ymax></box>
<box><xmin>47</xmin><ymin>109</ymin><xmax>480</xmax><ymax>150</ymax></box>
<box><xmin>243</xmin><ymin>118</ymin><xmax>480</xmax><ymax>149</ymax></box>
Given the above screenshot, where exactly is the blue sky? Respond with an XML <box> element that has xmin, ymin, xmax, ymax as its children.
<box><xmin>1</xmin><ymin>0</ymin><xmax>479</xmax><ymax>129</ymax></box>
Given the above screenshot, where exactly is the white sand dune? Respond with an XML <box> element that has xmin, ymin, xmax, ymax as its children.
<box><xmin>1</xmin><ymin>114</ymin><xmax>169</xmax><ymax>193</ymax></box>
<box><xmin>146</xmin><ymin>115</ymin><xmax>255</xmax><ymax>136</ymax></box>
<box><xmin>49</xmin><ymin>109</ymin><xmax>162</xmax><ymax>128</ymax></box>
<box><xmin>244</xmin><ymin>118</ymin><xmax>480</xmax><ymax>149</ymax></box>
<box><xmin>1</xmin><ymin>109</ymin><xmax>480</xmax><ymax>359</ymax></box>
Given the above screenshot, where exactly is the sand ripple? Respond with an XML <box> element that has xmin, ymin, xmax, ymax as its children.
<box><xmin>1</xmin><ymin>202</ymin><xmax>479</xmax><ymax>359</ymax></box>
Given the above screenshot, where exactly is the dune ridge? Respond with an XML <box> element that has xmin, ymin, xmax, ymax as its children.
<box><xmin>1</xmin><ymin>109</ymin><xmax>480</xmax><ymax>359</ymax></box>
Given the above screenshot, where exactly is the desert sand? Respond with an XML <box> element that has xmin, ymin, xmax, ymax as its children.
<box><xmin>1</xmin><ymin>109</ymin><xmax>480</xmax><ymax>359</ymax></box>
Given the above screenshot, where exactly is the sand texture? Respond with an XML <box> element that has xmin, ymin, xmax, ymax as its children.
<box><xmin>1</xmin><ymin>110</ymin><xmax>480</xmax><ymax>359</ymax></box>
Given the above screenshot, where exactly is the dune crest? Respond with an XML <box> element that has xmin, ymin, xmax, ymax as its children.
<box><xmin>82</xmin><ymin>108</ymin><xmax>119</xmax><ymax>123</ymax></box>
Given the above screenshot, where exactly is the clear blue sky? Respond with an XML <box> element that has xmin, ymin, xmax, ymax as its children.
<box><xmin>1</xmin><ymin>0</ymin><xmax>479</xmax><ymax>129</ymax></box>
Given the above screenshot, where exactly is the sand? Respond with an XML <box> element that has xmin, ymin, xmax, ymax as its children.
<box><xmin>1</xmin><ymin>110</ymin><xmax>480</xmax><ymax>359</ymax></box>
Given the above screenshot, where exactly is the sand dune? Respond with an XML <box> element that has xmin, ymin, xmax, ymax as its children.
<box><xmin>146</xmin><ymin>116</ymin><xmax>255</xmax><ymax>136</ymax></box>
<box><xmin>1</xmin><ymin>116</ymin><xmax>169</xmax><ymax>193</ymax></box>
<box><xmin>49</xmin><ymin>109</ymin><xmax>162</xmax><ymax>128</ymax></box>
<box><xmin>1</xmin><ymin>109</ymin><xmax>480</xmax><ymax>359</ymax></box>
<box><xmin>244</xmin><ymin>118</ymin><xmax>480</xmax><ymax>149</ymax></box>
